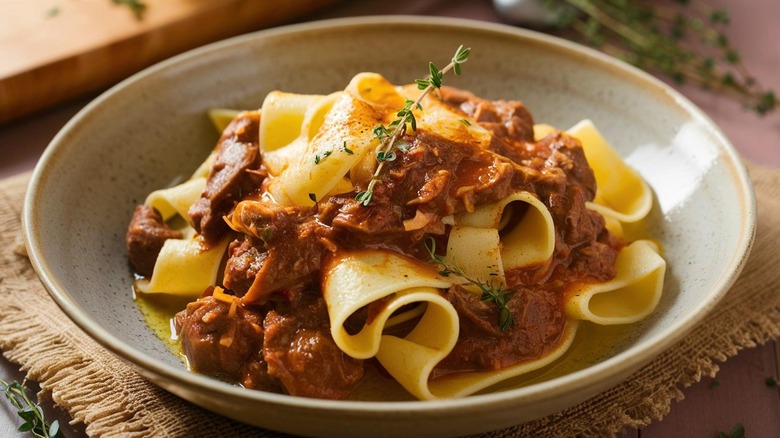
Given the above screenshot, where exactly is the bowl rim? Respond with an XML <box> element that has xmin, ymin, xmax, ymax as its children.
<box><xmin>22</xmin><ymin>15</ymin><xmax>756</xmax><ymax>415</ymax></box>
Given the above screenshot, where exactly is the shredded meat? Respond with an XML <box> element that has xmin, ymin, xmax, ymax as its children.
<box><xmin>433</xmin><ymin>284</ymin><xmax>565</xmax><ymax>377</ymax></box>
<box><xmin>262</xmin><ymin>292</ymin><xmax>364</xmax><ymax>399</ymax></box>
<box><xmin>222</xmin><ymin>237</ymin><xmax>267</xmax><ymax>297</ymax></box>
<box><xmin>440</xmin><ymin>85</ymin><xmax>536</xmax><ymax>163</ymax></box>
<box><xmin>173</xmin><ymin>293</ymin><xmax>280</xmax><ymax>392</ymax></box>
<box><xmin>125</xmin><ymin>204</ymin><xmax>182</xmax><ymax>277</ymax></box>
<box><xmin>141</xmin><ymin>86</ymin><xmax>625</xmax><ymax>400</ymax></box>
<box><xmin>189</xmin><ymin>111</ymin><xmax>265</xmax><ymax>244</ymax></box>
<box><xmin>227</xmin><ymin>201</ymin><xmax>323</xmax><ymax>304</ymax></box>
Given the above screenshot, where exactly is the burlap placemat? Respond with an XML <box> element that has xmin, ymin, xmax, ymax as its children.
<box><xmin>1</xmin><ymin>163</ymin><xmax>778</xmax><ymax>437</ymax></box>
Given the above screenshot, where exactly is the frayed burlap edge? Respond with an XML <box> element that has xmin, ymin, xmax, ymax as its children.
<box><xmin>0</xmin><ymin>162</ymin><xmax>777</xmax><ymax>438</ymax></box>
<box><xmin>0</xmin><ymin>173</ymin><xmax>273</xmax><ymax>437</ymax></box>
<box><xmin>472</xmin><ymin>162</ymin><xmax>780</xmax><ymax>437</ymax></box>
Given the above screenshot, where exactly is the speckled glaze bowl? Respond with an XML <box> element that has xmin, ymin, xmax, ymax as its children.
<box><xmin>23</xmin><ymin>16</ymin><xmax>755</xmax><ymax>437</ymax></box>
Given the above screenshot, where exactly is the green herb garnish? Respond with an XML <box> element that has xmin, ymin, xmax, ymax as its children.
<box><xmin>1</xmin><ymin>379</ymin><xmax>64</xmax><ymax>438</ymax></box>
<box><xmin>113</xmin><ymin>0</ymin><xmax>147</xmax><ymax>21</ymax></box>
<box><xmin>542</xmin><ymin>0</ymin><xmax>775</xmax><ymax>115</ymax></box>
<box><xmin>765</xmin><ymin>376</ymin><xmax>778</xmax><ymax>387</ymax></box>
<box><xmin>424</xmin><ymin>236</ymin><xmax>515</xmax><ymax>333</ymax></box>
<box><xmin>718</xmin><ymin>423</ymin><xmax>745</xmax><ymax>438</ymax></box>
<box><xmin>355</xmin><ymin>45</ymin><xmax>471</xmax><ymax>206</ymax></box>
<box><xmin>314</xmin><ymin>150</ymin><xmax>332</xmax><ymax>164</ymax></box>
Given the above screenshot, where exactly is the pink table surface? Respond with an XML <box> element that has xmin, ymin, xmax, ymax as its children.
<box><xmin>1</xmin><ymin>0</ymin><xmax>778</xmax><ymax>436</ymax></box>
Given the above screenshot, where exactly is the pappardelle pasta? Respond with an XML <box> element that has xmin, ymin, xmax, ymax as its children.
<box><xmin>126</xmin><ymin>70</ymin><xmax>664</xmax><ymax>400</ymax></box>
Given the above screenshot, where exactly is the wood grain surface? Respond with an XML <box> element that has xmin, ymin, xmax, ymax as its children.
<box><xmin>0</xmin><ymin>0</ymin><xmax>339</xmax><ymax>124</ymax></box>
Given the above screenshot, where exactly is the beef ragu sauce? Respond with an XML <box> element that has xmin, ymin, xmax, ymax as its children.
<box><xmin>127</xmin><ymin>86</ymin><xmax>623</xmax><ymax>399</ymax></box>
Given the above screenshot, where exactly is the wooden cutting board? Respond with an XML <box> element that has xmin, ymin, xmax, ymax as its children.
<box><xmin>0</xmin><ymin>0</ymin><xmax>339</xmax><ymax>124</ymax></box>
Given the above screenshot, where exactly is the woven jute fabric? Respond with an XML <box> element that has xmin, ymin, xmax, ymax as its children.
<box><xmin>1</xmin><ymin>163</ymin><xmax>778</xmax><ymax>437</ymax></box>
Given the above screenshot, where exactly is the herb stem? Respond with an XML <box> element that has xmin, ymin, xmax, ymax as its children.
<box><xmin>355</xmin><ymin>45</ymin><xmax>471</xmax><ymax>206</ymax></box>
<box><xmin>552</xmin><ymin>0</ymin><xmax>775</xmax><ymax>115</ymax></box>
<box><xmin>424</xmin><ymin>237</ymin><xmax>515</xmax><ymax>332</ymax></box>
<box><xmin>1</xmin><ymin>378</ymin><xmax>63</xmax><ymax>438</ymax></box>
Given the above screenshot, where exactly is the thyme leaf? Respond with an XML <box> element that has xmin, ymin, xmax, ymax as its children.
<box><xmin>112</xmin><ymin>0</ymin><xmax>147</xmax><ymax>21</ymax></box>
<box><xmin>314</xmin><ymin>150</ymin><xmax>332</xmax><ymax>164</ymax></box>
<box><xmin>355</xmin><ymin>190</ymin><xmax>373</xmax><ymax>207</ymax></box>
<box><xmin>717</xmin><ymin>423</ymin><xmax>745</xmax><ymax>438</ymax></box>
<box><xmin>376</xmin><ymin>150</ymin><xmax>397</xmax><ymax>162</ymax></box>
<box><xmin>356</xmin><ymin>45</ymin><xmax>470</xmax><ymax>206</ymax></box>
<box><xmin>1</xmin><ymin>379</ymin><xmax>64</xmax><ymax>438</ymax></box>
<box><xmin>424</xmin><ymin>236</ymin><xmax>515</xmax><ymax>332</ymax></box>
<box><xmin>544</xmin><ymin>0</ymin><xmax>775</xmax><ymax>115</ymax></box>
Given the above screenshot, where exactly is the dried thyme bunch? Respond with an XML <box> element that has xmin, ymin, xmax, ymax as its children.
<box><xmin>542</xmin><ymin>0</ymin><xmax>776</xmax><ymax>115</ymax></box>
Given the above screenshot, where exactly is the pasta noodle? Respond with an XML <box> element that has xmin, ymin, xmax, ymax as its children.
<box><xmin>135</xmin><ymin>174</ymin><xmax>229</xmax><ymax>297</ymax></box>
<box><xmin>565</xmin><ymin>240</ymin><xmax>665</xmax><ymax>325</ymax></box>
<box><xmin>126</xmin><ymin>70</ymin><xmax>666</xmax><ymax>401</ymax></box>
<box><xmin>135</xmin><ymin>236</ymin><xmax>229</xmax><ymax>296</ymax></box>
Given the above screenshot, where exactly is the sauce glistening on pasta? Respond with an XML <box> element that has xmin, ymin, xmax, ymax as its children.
<box><xmin>126</xmin><ymin>72</ymin><xmax>665</xmax><ymax>400</ymax></box>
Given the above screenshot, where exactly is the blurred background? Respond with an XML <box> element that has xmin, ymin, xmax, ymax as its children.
<box><xmin>1</xmin><ymin>1</ymin><xmax>778</xmax><ymax>437</ymax></box>
<box><xmin>1</xmin><ymin>0</ymin><xmax>778</xmax><ymax>177</ymax></box>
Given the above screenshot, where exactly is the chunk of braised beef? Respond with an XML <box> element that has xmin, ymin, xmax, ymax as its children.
<box><xmin>317</xmin><ymin>185</ymin><xmax>418</xmax><ymax>253</ymax></box>
<box><xmin>228</xmin><ymin>201</ymin><xmax>324</xmax><ymax>304</ymax></box>
<box><xmin>568</xmin><ymin>231</ymin><xmax>621</xmax><ymax>283</ymax></box>
<box><xmin>189</xmin><ymin>111</ymin><xmax>265</xmax><ymax>244</ymax></box>
<box><xmin>262</xmin><ymin>293</ymin><xmax>364</xmax><ymax>399</ymax></box>
<box><xmin>125</xmin><ymin>204</ymin><xmax>183</xmax><ymax>277</ymax></box>
<box><xmin>173</xmin><ymin>294</ymin><xmax>281</xmax><ymax>392</ymax></box>
<box><xmin>432</xmin><ymin>284</ymin><xmax>565</xmax><ymax>378</ymax></box>
<box><xmin>439</xmin><ymin>86</ymin><xmax>536</xmax><ymax>163</ymax></box>
<box><xmin>223</xmin><ymin>237</ymin><xmax>266</xmax><ymax>297</ymax></box>
<box><xmin>316</xmin><ymin>130</ymin><xmax>518</xmax><ymax>253</ymax></box>
<box><xmin>522</xmin><ymin>133</ymin><xmax>603</xmax><ymax>250</ymax></box>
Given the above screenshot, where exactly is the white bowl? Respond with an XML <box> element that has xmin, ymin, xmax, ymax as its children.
<box><xmin>23</xmin><ymin>16</ymin><xmax>755</xmax><ymax>437</ymax></box>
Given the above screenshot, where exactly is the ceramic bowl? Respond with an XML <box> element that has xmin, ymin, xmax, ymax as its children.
<box><xmin>23</xmin><ymin>16</ymin><xmax>755</xmax><ymax>437</ymax></box>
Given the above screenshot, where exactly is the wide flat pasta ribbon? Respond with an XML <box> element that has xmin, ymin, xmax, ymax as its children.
<box><xmin>322</xmin><ymin>249</ymin><xmax>455</xmax><ymax>359</ymax></box>
<box><xmin>259</xmin><ymin>91</ymin><xmax>323</xmax><ymax>153</ymax></box>
<box><xmin>445</xmin><ymin>226</ymin><xmax>505</xmax><ymax>289</ymax></box>
<box><xmin>398</xmin><ymin>84</ymin><xmax>492</xmax><ymax>151</ymax></box>
<box><xmin>321</xmin><ymin>249</ymin><xmax>583</xmax><ymax>401</ymax></box>
<box><xmin>565</xmin><ymin>240</ymin><xmax>665</xmax><ymax>325</ymax></box>
<box><xmin>422</xmin><ymin>320</ymin><xmax>579</xmax><ymax>399</ymax></box>
<box><xmin>259</xmin><ymin>91</ymin><xmax>340</xmax><ymax>177</ymax></box>
<box><xmin>567</xmin><ymin>120</ymin><xmax>653</xmax><ymax>223</ymax></box>
<box><xmin>135</xmin><ymin>235</ymin><xmax>229</xmax><ymax>297</ymax></box>
<box><xmin>449</xmin><ymin>192</ymin><xmax>556</xmax><ymax>282</ymax></box>
<box><xmin>145</xmin><ymin>177</ymin><xmax>206</xmax><ymax>223</ymax></box>
<box><xmin>534</xmin><ymin>121</ymin><xmax>653</xmax><ymax>224</ymax></box>
<box><xmin>267</xmin><ymin>74</ymin><xmax>404</xmax><ymax>206</ymax></box>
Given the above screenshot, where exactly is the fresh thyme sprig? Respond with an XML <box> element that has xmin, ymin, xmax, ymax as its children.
<box><xmin>424</xmin><ymin>237</ymin><xmax>515</xmax><ymax>333</ymax></box>
<box><xmin>1</xmin><ymin>379</ymin><xmax>64</xmax><ymax>438</ymax></box>
<box><xmin>543</xmin><ymin>0</ymin><xmax>775</xmax><ymax>115</ymax></box>
<box><xmin>717</xmin><ymin>423</ymin><xmax>745</xmax><ymax>438</ymax></box>
<box><xmin>355</xmin><ymin>45</ymin><xmax>471</xmax><ymax>206</ymax></box>
<box><xmin>112</xmin><ymin>0</ymin><xmax>147</xmax><ymax>21</ymax></box>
